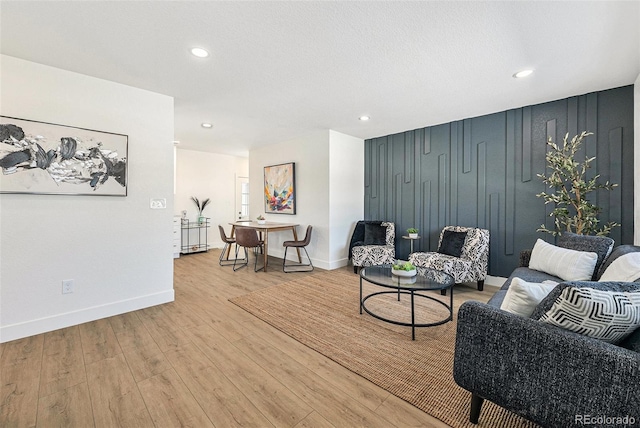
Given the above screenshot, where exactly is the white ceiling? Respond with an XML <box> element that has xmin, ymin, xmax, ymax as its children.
<box><xmin>1</xmin><ymin>1</ymin><xmax>639</xmax><ymax>157</ymax></box>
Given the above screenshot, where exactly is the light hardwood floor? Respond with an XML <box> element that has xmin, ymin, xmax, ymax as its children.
<box><xmin>1</xmin><ymin>250</ymin><xmax>496</xmax><ymax>428</ymax></box>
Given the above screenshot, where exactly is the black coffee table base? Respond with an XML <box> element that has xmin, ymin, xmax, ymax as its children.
<box><xmin>360</xmin><ymin>283</ymin><xmax>454</xmax><ymax>340</ymax></box>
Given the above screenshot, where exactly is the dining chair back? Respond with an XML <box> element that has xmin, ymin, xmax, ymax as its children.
<box><xmin>282</xmin><ymin>225</ymin><xmax>314</xmax><ymax>272</ymax></box>
<box><xmin>218</xmin><ymin>225</ymin><xmax>246</xmax><ymax>266</ymax></box>
<box><xmin>233</xmin><ymin>227</ymin><xmax>265</xmax><ymax>272</ymax></box>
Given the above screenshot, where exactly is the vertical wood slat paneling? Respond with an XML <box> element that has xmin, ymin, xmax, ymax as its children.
<box><xmin>505</xmin><ymin>110</ymin><xmax>517</xmax><ymax>255</ymax></box>
<box><xmin>404</xmin><ymin>132</ymin><xmax>412</xmax><ymax>184</ymax></box>
<box><xmin>463</xmin><ymin>120</ymin><xmax>471</xmax><ymax>173</ymax></box>
<box><xmin>394</xmin><ymin>173</ymin><xmax>402</xmax><ymax>235</ymax></box>
<box><xmin>545</xmin><ymin>120</ymin><xmax>557</xmax><ymax>233</ymax></box>
<box><xmin>422</xmin><ymin>181</ymin><xmax>432</xmax><ymax>251</ymax></box>
<box><xmin>423</xmin><ymin>127</ymin><xmax>431</xmax><ymax>155</ymax></box>
<box><xmin>386</xmin><ymin>140</ymin><xmax>393</xmax><ymax>221</ymax></box>
<box><xmin>490</xmin><ymin>193</ymin><xmax>500</xmax><ymax>275</ymax></box>
<box><xmin>363</xmin><ymin>86</ymin><xmax>633</xmax><ymax>277</ymax></box>
<box><xmin>449</xmin><ymin>122</ymin><xmax>458</xmax><ymax>226</ymax></box>
<box><xmin>438</xmin><ymin>154</ymin><xmax>447</xmax><ymax>231</ymax></box>
<box><xmin>522</xmin><ymin>106</ymin><xmax>532</xmax><ymax>182</ymax></box>
<box><xmin>476</xmin><ymin>142</ymin><xmax>487</xmax><ymax>228</ymax></box>
<box><xmin>609</xmin><ymin>127</ymin><xmax>623</xmax><ymax>244</ymax></box>
<box><xmin>586</xmin><ymin>92</ymin><xmax>599</xmax><ymax>201</ymax></box>
<box><xmin>414</xmin><ymin>131</ymin><xmax>422</xmax><ymax>233</ymax></box>
<box><xmin>568</xmin><ymin>97</ymin><xmax>578</xmax><ymax>139</ymax></box>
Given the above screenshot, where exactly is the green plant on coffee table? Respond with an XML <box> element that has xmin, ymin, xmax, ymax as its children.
<box><xmin>393</xmin><ymin>261</ymin><xmax>416</xmax><ymax>271</ymax></box>
<box><xmin>407</xmin><ymin>228</ymin><xmax>419</xmax><ymax>234</ymax></box>
<box><xmin>536</xmin><ymin>131</ymin><xmax>619</xmax><ymax>237</ymax></box>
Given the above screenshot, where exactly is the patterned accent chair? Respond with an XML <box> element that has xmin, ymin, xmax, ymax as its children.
<box><xmin>409</xmin><ymin>226</ymin><xmax>490</xmax><ymax>292</ymax></box>
<box><xmin>349</xmin><ymin>221</ymin><xmax>396</xmax><ymax>273</ymax></box>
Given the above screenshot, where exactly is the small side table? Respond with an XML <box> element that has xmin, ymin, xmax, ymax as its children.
<box><xmin>402</xmin><ymin>235</ymin><xmax>421</xmax><ymax>254</ymax></box>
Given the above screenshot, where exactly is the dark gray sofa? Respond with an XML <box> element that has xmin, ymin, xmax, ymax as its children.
<box><xmin>453</xmin><ymin>234</ymin><xmax>640</xmax><ymax>427</ymax></box>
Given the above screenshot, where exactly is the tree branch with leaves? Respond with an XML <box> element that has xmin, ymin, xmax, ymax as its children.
<box><xmin>536</xmin><ymin>131</ymin><xmax>619</xmax><ymax>236</ymax></box>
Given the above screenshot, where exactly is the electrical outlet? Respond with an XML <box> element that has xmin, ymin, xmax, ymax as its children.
<box><xmin>62</xmin><ymin>279</ymin><xmax>74</xmax><ymax>294</ymax></box>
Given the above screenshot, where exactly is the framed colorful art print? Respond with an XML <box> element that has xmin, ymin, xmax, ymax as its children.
<box><xmin>264</xmin><ymin>162</ymin><xmax>295</xmax><ymax>214</ymax></box>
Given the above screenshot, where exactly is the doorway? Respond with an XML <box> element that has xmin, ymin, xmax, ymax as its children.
<box><xmin>235</xmin><ymin>176</ymin><xmax>249</xmax><ymax>220</ymax></box>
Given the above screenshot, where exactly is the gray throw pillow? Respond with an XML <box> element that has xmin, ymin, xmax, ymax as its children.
<box><xmin>557</xmin><ymin>232</ymin><xmax>614</xmax><ymax>280</ymax></box>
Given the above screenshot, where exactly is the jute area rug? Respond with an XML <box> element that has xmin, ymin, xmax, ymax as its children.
<box><xmin>230</xmin><ymin>270</ymin><xmax>537</xmax><ymax>428</ymax></box>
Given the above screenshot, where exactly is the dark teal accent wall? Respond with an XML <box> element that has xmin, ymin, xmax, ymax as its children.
<box><xmin>364</xmin><ymin>85</ymin><xmax>634</xmax><ymax>277</ymax></box>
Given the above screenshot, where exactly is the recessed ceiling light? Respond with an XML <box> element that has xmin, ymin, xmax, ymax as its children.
<box><xmin>191</xmin><ymin>47</ymin><xmax>209</xmax><ymax>58</ymax></box>
<box><xmin>513</xmin><ymin>69</ymin><xmax>534</xmax><ymax>78</ymax></box>
<box><xmin>201</xmin><ymin>122</ymin><xmax>213</xmax><ymax>128</ymax></box>
<box><xmin>359</xmin><ymin>116</ymin><xmax>370</xmax><ymax>121</ymax></box>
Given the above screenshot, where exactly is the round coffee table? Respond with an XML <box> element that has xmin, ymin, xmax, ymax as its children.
<box><xmin>359</xmin><ymin>265</ymin><xmax>455</xmax><ymax>340</ymax></box>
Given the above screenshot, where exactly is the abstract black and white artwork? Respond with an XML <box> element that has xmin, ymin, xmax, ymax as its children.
<box><xmin>0</xmin><ymin>116</ymin><xmax>128</xmax><ymax>196</ymax></box>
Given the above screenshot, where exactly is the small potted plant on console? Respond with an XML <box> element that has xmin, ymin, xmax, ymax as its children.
<box><xmin>407</xmin><ymin>228</ymin><xmax>419</xmax><ymax>239</ymax></box>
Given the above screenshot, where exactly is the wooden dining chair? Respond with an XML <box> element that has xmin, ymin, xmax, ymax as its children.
<box><xmin>282</xmin><ymin>225</ymin><xmax>314</xmax><ymax>273</ymax></box>
<box><xmin>233</xmin><ymin>227</ymin><xmax>265</xmax><ymax>272</ymax></box>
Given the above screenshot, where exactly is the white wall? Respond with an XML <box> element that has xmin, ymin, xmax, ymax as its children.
<box><xmin>249</xmin><ymin>130</ymin><xmax>330</xmax><ymax>266</ymax></box>
<box><xmin>249</xmin><ymin>130</ymin><xmax>364</xmax><ymax>269</ymax></box>
<box><xmin>0</xmin><ymin>55</ymin><xmax>175</xmax><ymax>342</ymax></box>
<box><xmin>635</xmin><ymin>74</ymin><xmax>639</xmax><ymax>245</ymax></box>
<box><xmin>329</xmin><ymin>130</ymin><xmax>364</xmax><ymax>268</ymax></box>
<box><xmin>175</xmin><ymin>148</ymin><xmax>248</xmax><ymax>248</ymax></box>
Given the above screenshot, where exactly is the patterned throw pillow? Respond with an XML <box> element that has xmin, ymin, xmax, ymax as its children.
<box><xmin>539</xmin><ymin>286</ymin><xmax>640</xmax><ymax>343</ymax></box>
<box><xmin>438</xmin><ymin>230</ymin><xmax>467</xmax><ymax>257</ymax></box>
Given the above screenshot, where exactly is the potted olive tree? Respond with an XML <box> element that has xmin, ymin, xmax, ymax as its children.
<box><xmin>537</xmin><ymin>131</ymin><xmax>618</xmax><ymax>236</ymax></box>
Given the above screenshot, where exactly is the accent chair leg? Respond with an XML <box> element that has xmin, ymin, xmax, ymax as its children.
<box><xmin>477</xmin><ymin>280</ymin><xmax>484</xmax><ymax>291</ymax></box>
<box><xmin>470</xmin><ymin>393</ymin><xmax>484</xmax><ymax>424</ymax></box>
<box><xmin>440</xmin><ymin>289</ymin><xmax>447</xmax><ymax>296</ymax></box>
<box><xmin>353</xmin><ymin>266</ymin><xmax>358</xmax><ymax>274</ymax></box>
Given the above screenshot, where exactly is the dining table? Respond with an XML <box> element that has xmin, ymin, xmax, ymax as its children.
<box><xmin>228</xmin><ymin>221</ymin><xmax>301</xmax><ymax>272</ymax></box>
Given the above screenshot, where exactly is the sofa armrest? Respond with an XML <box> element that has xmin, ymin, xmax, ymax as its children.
<box><xmin>518</xmin><ymin>249</ymin><xmax>532</xmax><ymax>267</ymax></box>
<box><xmin>453</xmin><ymin>301</ymin><xmax>640</xmax><ymax>426</ymax></box>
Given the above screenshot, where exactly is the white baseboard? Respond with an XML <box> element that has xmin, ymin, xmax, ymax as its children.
<box><xmin>484</xmin><ymin>275</ymin><xmax>507</xmax><ymax>288</ymax></box>
<box><xmin>0</xmin><ymin>290</ymin><xmax>175</xmax><ymax>343</ymax></box>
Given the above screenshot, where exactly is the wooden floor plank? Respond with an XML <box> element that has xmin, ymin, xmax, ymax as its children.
<box><xmin>186</xmin><ymin>324</ymin><xmax>313</xmax><ymax>428</ymax></box>
<box><xmin>235</xmin><ymin>332</ymin><xmax>395</xmax><ymax>428</ymax></box>
<box><xmin>39</xmin><ymin>327</ymin><xmax>86</xmax><ymax>398</ymax></box>
<box><xmin>294</xmin><ymin>411</ymin><xmax>336</xmax><ymax>428</ymax></box>
<box><xmin>36</xmin><ymin>382</ymin><xmax>94</xmax><ymax>428</ymax></box>
<box><xmin>85</xmin><ymin>353</ymin><xmax>154</xmax><ymax>427</ymax></box>
<box><xmin>122</xmin><ymin>341</ymin><xmax>172</xmax><ymax>382</ymax></box>
<box><xmin>241</xmin><ymin>315</ymin><xmax>390</xmax><ymax>412</ymax></box>
<box><xmin>164</xmin><ymin>342</ymin><xmax>275</xmax><ymax>428</ymax></box>
<box><xmin>0</xmin><ymin>335</ymin><xmax>44</xmax><ymax>428</ymax></box>
<box><xmin>78</xmin><ymin>318</ymin><xmax>122</xmax><ymax>366</ymax></box>
<box><xmin>108</xmin><ymin>312</ymin><xmax>157</xmax><ymax>351</ymax></box>
<box><xmin>137</xmin><ymin>368</ymin><xmax>214</xmax><ymax>428</ymax></box>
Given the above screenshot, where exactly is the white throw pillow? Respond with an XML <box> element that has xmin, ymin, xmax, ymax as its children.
<box><xmin>599</xmin><ymin>252</ymin><xmax>640</xmax><ymax>282</ymax></box>
<box><xmin>529</xmin><ymin>239</ymin><xmax>598</xmax><ymax>281</ymax></box>
<box><xmin>500</xmin><ymin>277</ymin><xmax>558</xmax><ymax>317</ymax></box>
